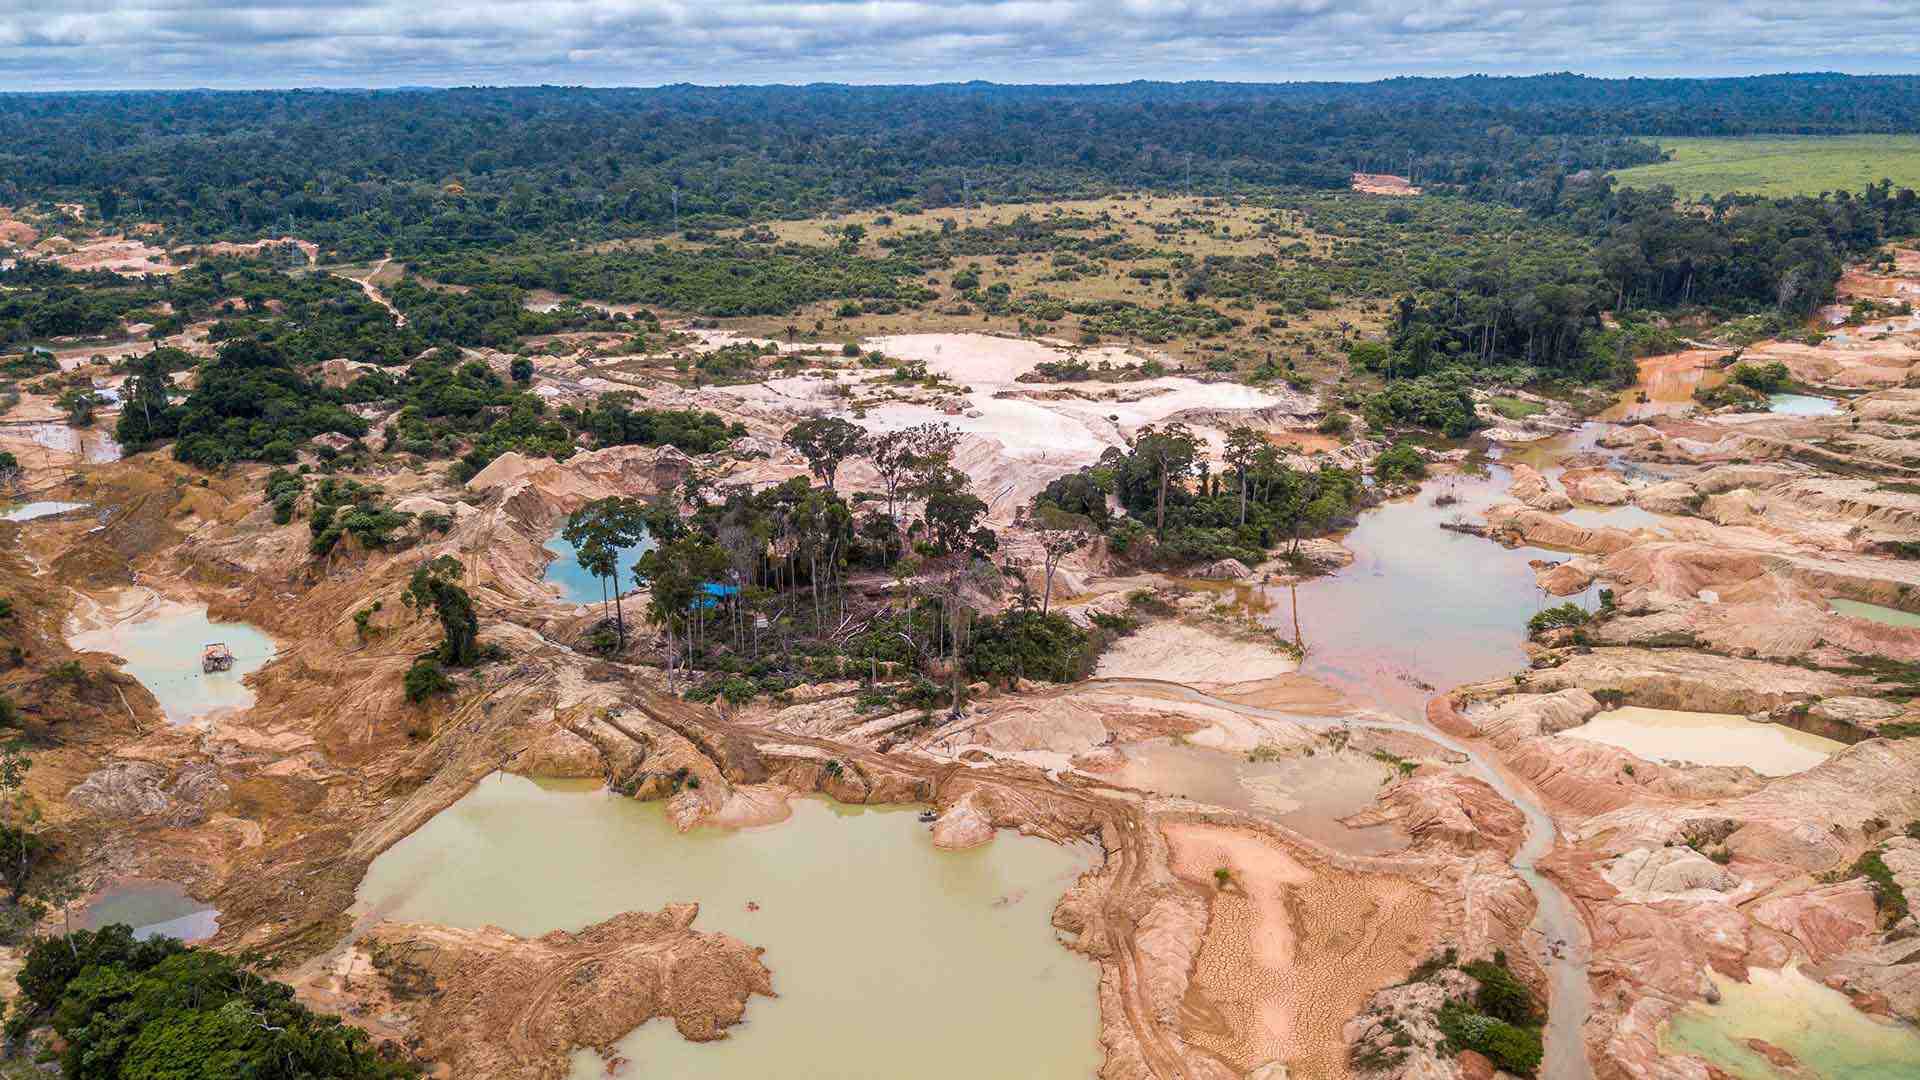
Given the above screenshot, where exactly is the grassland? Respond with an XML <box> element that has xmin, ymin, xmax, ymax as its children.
<box><xmin>1611</xmin><ymin>135</ymin><xmax>1920</xmax><ymax>199</ymax></box>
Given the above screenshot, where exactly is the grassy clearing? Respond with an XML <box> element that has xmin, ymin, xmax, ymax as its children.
<box><xmin>709</xmin><ymin>194</ymin><xmax>1380</xmax><ymax>381</ymax></box>
<box><xmin>1488</xmin><ymin>396</ymin><xmax>1545</xmax><ymax>420</ymax></box>
<box><xmin>1611</xmin><ymin>136</ymin><xmax>1920</xmax><ymax>199</ymax></box>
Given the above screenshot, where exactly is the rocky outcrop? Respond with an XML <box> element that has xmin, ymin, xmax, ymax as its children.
<box><xmin>1562</xmin><ymin>467</ymin><xmax>1633</xmax><ymax>506</ymax></box>
<box><xmin>1342</xmin><ymin>969</ymin><xmax>1481</xmax><ymax>1080</ymax></box>
<box><xmin>931</xmin><ymin>790</ymin><xmax>996</xmax><ymax>850</ymax></box>
<box><xmin>1521</xmin><ymin>647</ymin><xmax>1862</xmax><ymax>714</ymax></box>
<box><xmin>67</xmin><ymin>760</ymin><xmax>229</xmax><ymax>827</ymax></box>
<box><xmin>1602</xmin><ymin>847</ymin><xmax>1737</xmax><ymax>900</ymax></box>
<box><xmin>1461</xmin><ymin>689</ymin><xmax>1602</xmax><ymax>747</ymax></box>
<box><xmin>1192</xmin><ymin>558</ymin><xmax>1252</xmax><ymax>580</ymax></box>
<box><xmin>1634</xmin><ymin>480</ymin><xmax>1701</xmax><ymax>516</ymax></box>
<box><xmin>1507</xmin><ymin>464</ymin><xmax>1572</xmax><ymax>511</ymax></box>
<box><xmin>1345</xmin><ymin>771</ymin><xmax>1527</xmax><ymax>855</ymax></box>
<box><xmin>366</xmin><ymin>906</ymin><xmax>774</xmax><ymax>1079</ymax></box>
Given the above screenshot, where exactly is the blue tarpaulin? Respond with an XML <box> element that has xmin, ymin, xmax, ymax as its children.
<box><xmin>691</xmin><ymin>582</ymin><xmax>739</xmax><ymax>610</ymax></box>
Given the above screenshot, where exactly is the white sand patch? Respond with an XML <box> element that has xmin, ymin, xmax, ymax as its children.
<box><xmin>853</xmin><ymin>334</ymin><xmax>1297</xmax><ymax>461</ymax></box>
<box><xmin>865</xmin><ymin>333</ymin><xmax>1094</xmax><ymax>386</ymax></box>
<box><xmin>1094</xmin><ymin>619</ymin><xmax>1299</xmax><ymax>688</ymax></box>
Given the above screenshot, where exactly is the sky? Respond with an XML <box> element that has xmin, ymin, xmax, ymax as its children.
<box><xmin>1</xmin><ymin>1</ymin><xmax>1917</xmax><ymax>91</ymax></box>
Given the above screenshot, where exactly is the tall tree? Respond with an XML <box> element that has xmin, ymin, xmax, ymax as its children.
<box><xmin>561</xmin><ymin>496</ymin><xmax>650</xmax><ymax>647</ymax></box>
<box><xmin>1128</xmin><ymin>423</ymin><xmax>1201</xmax><ymax>538</ymax></box>
<box><xmin>402</xmin><ymin>555</ymin><xmax>480</xmax><ymax>666</ymax></box>
<box><xmin>783</xmin><ymin>417</ymin><xmax>866</xmax><ymax>492</ymax></box>
<box><xmin>1036</xmin><ymin>526</ymin><xmax>1089</xmax><ymax>615</ymax></box>
<box><xmin>1224</xmin><ymin>425</ymin><xmax>1263</xmax><ymax>527</ymax></box>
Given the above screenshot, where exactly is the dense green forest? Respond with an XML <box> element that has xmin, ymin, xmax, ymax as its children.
<box><xmin>2</xmin><ymin>74</ymin><xmax>1916</xmax><ymax>258</ymax></box>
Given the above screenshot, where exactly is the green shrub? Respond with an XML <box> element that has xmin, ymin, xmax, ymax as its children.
<box><xmin>1460</xmin><ymin>960</ymin><xmax>1539</xmax><ymax>1026</ymax></box>
<box><xmin>1730</xmin><ymin>360</ymin><xmax>1791</xmax><ymax>393</ymax></box>
<box><xmin>1373</xmin><ymin>442</ymin><xmax>1427</xmax><ymax>487</ymax></box>
<box><xmin>1527</xmin><ymin>603</ymin><xmax>1590</xmax><ymax>634</ymax></box>
<box><xmin>1436</xmin><ymin>1004</ymin><xmax>1543</xmax><ymax>1076</ymax></box>
<box><xmin>966</xmin><ymin>609</ymin><xmax>1090</xmax><ymax>684</ymax></box>
<box><xmin>403</xmin><ymin>659</ymin><xmax>454</xmax><ymax>704</ymax></box>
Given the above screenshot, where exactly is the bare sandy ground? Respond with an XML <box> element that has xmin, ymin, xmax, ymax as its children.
<box><xmin>851</xmin><ymin>334</ymin><xmax>1311</xmax><ymax>507</ymax></box>
<box><xmin>1094</xmin><ymin>619</ymin><xmax>1299</xmax><ymax>689</ymax></box>
<box><xmin>1350</xmin><ymin>173</ymin><xmax>1422</xmax><ymax>196</ymax></box>
<box><xmin>1164</xmin><ymin>821</ymin><xmax>1431</xmax><ymax>1079</ymax></box>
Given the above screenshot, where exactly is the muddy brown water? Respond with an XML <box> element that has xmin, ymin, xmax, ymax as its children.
<box><xmin>354</xmin><ymin>775</ymin><xmax>1101</xmax><ymax>1080</ymax></box>
<box><xmin>75</xmin><ymin>879</ymin><xmax>219</xmax><ymax>941</ymax></box>
<box><xmin>1108</xmin><ymin>738</ymin><xmax>1410</xmax><ymax>856</ymax></box>
<box><xmin>67</xmin><ymin>600</ymin><xmax>276</xmax><ymax>724</ymax></box>
<box><xmin>1252</xmin><ymin>460</ymin><xmax>1595</xmax><ymax>721</ymax></box>
<box><xmin>1564</xmin><ymin>707</ymin><xmax>1845</xmax><ymax>777</ymax></box>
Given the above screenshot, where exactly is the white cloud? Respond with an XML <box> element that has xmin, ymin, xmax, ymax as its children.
<box><xmin>0</xmin><ymin>1</ymin><xmax>1913</xmax><ymax>89</ymax></box>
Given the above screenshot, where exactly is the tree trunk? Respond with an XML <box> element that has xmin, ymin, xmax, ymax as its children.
<box><xmin>1156</xmin><ymin>462</ymin><xmax>1168</xmax><ymax>537</ymax></box>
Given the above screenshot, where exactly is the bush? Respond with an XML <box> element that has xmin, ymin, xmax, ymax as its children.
<box><xmin>1460</xmin><ymin>960</ymin><xmax>1538</xmax><ymax>1026</ymax></box>
<box><xmin>1527</xmin><ymin>602</ymin><xmax>1590</xmax><ymax>634</ymax></box>
<box><xmin>1365</xmin><ymin>372</ymin><xmax>1482</xmax><ymax>436</ymax></box>
<box><xmin>1437</xmin><ymin>1004</ymin><xmax>1543</xmax><ymax>1076</ymax></box>
<box><xmin>1730</xmin><ymin>360</ymin><xmax>1790</xmax><ymax>393</ymax></box>
<box><xmin>1373</xmin><ymin>442</ymin><xmax>1427</xmax><ymax>487</ymax></box>
<box><xmin>1316</xmin><ymin>411</ymin><xmax>1351</xmax><ymax>436</ymax></box>
<box><xmin>403</xmin><ymin>659</ymin><xmax>454</xmax><ymax>704</ymax></box>
<box><xmin>966</xmin><ymin>609</ymin><xmax>1090</xmax><ymax>684</ymax></box>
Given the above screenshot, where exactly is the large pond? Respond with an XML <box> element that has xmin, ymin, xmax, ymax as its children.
<box><xmin>1561</xmin><ymin>707</ymin><xmax>1844</xmax><ymax>776</ymax></box>
<box><xmin>68</xmin><ymin>600</ymin><xmax>277</xmax><ymax>724</ymax></box>
<box><xmin>1107</xmin><ymin>738</ymin><xmax>1408</xmax><ymax>855</ymax></box>
<box><xmin>354</xmin><ymin>774</ymin><xmax>1101</xmax><ymax>1080</ymax></box>
<box><xmin>544</xmin><ymin>528</ymin><xmax>655</xmax><ymax>606</ymax></box>
<box><xmin>1662</xmin><ymin>964</ymin><xmax>1920</xmax><ymax>1079</ymax></box>
<box><xmin>75</xmin><ymin>879</ymin><xmax>219</xmax><ymax>941</ymax></box>
<box><xmin>1829</xmin><ymin>598</ymin><xmax>1920</xmax><ymax>630</ymax></box>
<box><xmin>1261</xmin><ymin>461</ymin><xmax>1592</xmax><ymax>719</ymax></box>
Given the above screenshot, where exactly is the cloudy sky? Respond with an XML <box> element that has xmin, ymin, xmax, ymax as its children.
<box><xmin>1</xmin><ymin>1</ymin><xmax>1916</xmax><ymax>91</ymax></box>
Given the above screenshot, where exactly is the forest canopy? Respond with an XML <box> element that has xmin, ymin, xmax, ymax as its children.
<box><xmin>3</xmin><ymin>74</ymin><xmax>1918</xmax><ymax>259</ymax></box>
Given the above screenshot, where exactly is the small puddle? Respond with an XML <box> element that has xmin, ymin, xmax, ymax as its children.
<box><xmin>1107</xmin><ymin>738</ymin><xmax>1408</xmax><ymax>855</ymax></box>
<box><xmin>75</xmin><ymin>879</ymin><xmax>219</xmax><ymax>941</ymax></box>
<box><xmin>1767</xmin><ymin>393</ymin><xmax>1843</xmax><ymax>417</ymax></box>
<box><xmin>68</xmin><ymin>599</ymin><xmax>276</xmax><ymax>723</ymax></box>
<box><xmin>8</xmin><ymin>422</ymin><xmax>123</xmax><ymax>462</ymax></box>
<box><xmin>1661</xmin><ymin>964</ymin><xmax>1920</xmax><ymax>1078</ymax></box>
<box><xmin>1562</xmin><ymin>707</ymin><xmax>1844</xmax><ymax>776</ymax></box>
<box><xmin>354</xmin><ymin>774</ymin><xmax>1101</xmax><ymax>1080</ymax></box>
<box><xmin>2</xmin><ymin>500</ymin><xmax>88</xmax><ymax>521</ymax></box>
<box><xmin>1828</xmin><ymin>598</ymin><xmax>1920</xmax><ymax>630</ymax></box>
<box><xmin>544</xmin><ymin>527</ymin><xmax>655</xmax><ymax>605</ymax></box>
